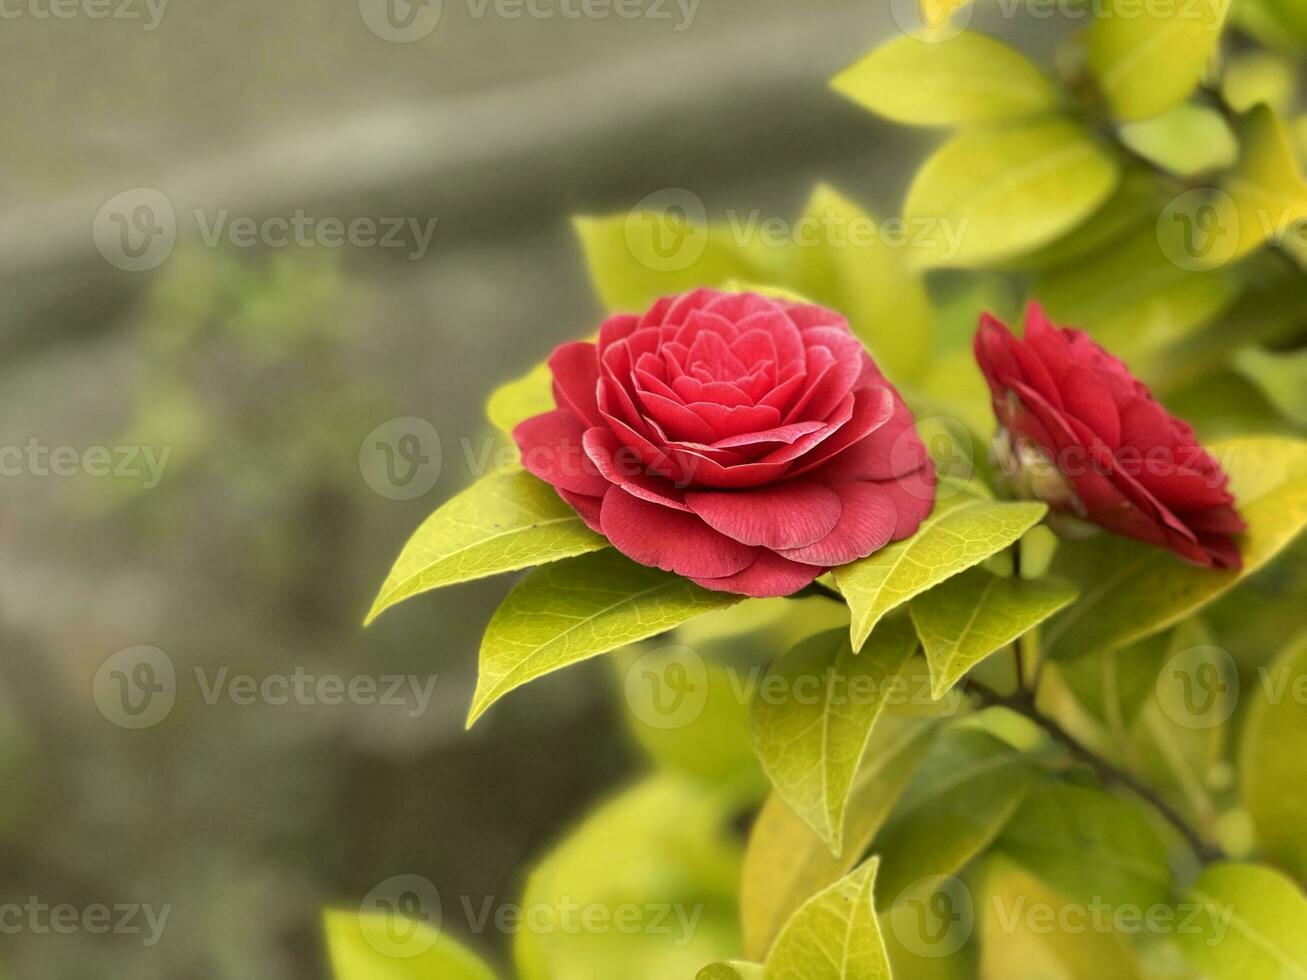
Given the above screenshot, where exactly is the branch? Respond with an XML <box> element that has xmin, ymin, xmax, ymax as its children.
<box><xmin>965</xmin><ymin>678</ymin><xmax>1227</xmax><ymax>864</ymax></box>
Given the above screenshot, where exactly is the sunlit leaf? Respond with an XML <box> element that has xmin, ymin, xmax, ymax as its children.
<box><xmin>1241</xmin><ymin>631</ymin><xmax>1307</xmax><ymax>881</ymax></box>
<box><xmin>1222</xmin><ymin>49</ymin><xmax>1299</xmax><ymax>113</ymax></box>
<box><xmin>831</xmin><ymin>32</ymin><xmax>1055</xmax><ymax>128</ymax></box>
<box><xmin>515</xmin><ymin>775</ymin><xmax>742</xmax><ymax>980</ymax></box>
<box><xmin>910</xmin><ymin>567</ymin><xmax>1077</xmax><ymax>698</ymax></box>
<box><xmin>750</xmin><ymin>620</ymin><xmax>921</xmax><ymax>855</ymax></box>
<box><xmin>742</xmin><ymin>716</ymin><xmax>937</xmax><ymax>960</ymax></box>
<box><xmin>1088</xmin><ymin>0</ymin><xmax>1232</xmax><ymax>120</ymax></box>
<box><xmin>1212</xmin><ymin>104</ymin><xmax>1307</xmax><ymax>265</ymax></box>
<box><xmin>1044</xmin><ymin>437</ymin><xmax>1307</xmax><ymax>660</ymax></box>
<box><xmin>978</xmin><ymin>858</ymin><xmax>1145</xmax><ymax>979</ymax></box>
<box><xmin>903</xmin><ymin>118</ymin><xmax>1120</xmax><ymax>269</ymax></box>
<box><xmin>1176</xmin><ymin>863</ymin><xmax>1307</xmax><ymax>980</ymax></box>
<box><xmin>1118</xmin><ymin>103</ymin><xmax>1238</xmax><ymax>176</ymax></box>
<box><xmin>699</xmin><ymin>964</ymin><xmax>763</xmax><ymax>980</ymax></box>
<box><xmin>788</xmin><ymin>184</ymin><xmax>933</xmax><ymax>380</ymax></box>
<box><xmin>763</xmin><ymin>858</ymin><xmax>891</xmax><ymax>980</ymax></box>
<box><xmin>324</xmin><ymin>910</ymin><xmax>496</xmax><ymax>980</ymax></box>
<box><xmin>469</xmin><ymin>551</ymin><xmax>739</xmax><ymax>725</ymax></box>
<box><xmin>835</xmin><ymin>495</ymin><xmax>1048</xmax><ymax>651</ymax></box>
<box><xmin>487</xmin><ymin>360</ymin><xmax>554</xmax><ymax>435</ymax></box>
<box><xmin>367</xmin><ymin>469</ymin><xmax>608</xmax><ymax>625</ymax></box>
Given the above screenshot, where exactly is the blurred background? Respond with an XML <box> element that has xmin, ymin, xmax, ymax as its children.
<box><xmin>7</xmin><ymin>2</ymin><xmax>1305</xmax><ymax>978</ymax></box>
<box><xmin>0</xmin><ymin>2</ymin><xmax>965</xmax><ymax>977</ymax></box>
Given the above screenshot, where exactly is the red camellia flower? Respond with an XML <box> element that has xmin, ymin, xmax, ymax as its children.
<box><xmin>514</xmin><ymin>289</ymin><xmax>937</xmax><ymax>597</ymax></box>
<box><xmin>975</xmin><ymin>304</ymin><xmax>1245</xmax><ymax>569</ymax></box>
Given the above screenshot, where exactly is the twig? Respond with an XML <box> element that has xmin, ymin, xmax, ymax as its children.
<box><xmin>794</xmin><ymin>581</ymin><xmax>844</xmax><ymax>603</ymax></box>
<box><xmin>965</xmin><ymin>678</ymin><xmax>1227</xmax><ymax>864</ymax></box>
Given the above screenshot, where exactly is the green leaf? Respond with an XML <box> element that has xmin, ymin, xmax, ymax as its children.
<box><xmin>831</xmin><ymin>31</ymin><xmax>1056</xmax><ymax>128</ymax></box>
<box><xmin>741</xmin><ymin>716</ymin><xmax>937</xmax><ymax>960</ymax></box>
<box><xmin>1233</xmin><ymin>347</ymin><xmax>1307</xmax><ymax>427</ymax></box>
<box><xmin>1176</xmin><ymin>863</ymin><xmax>1307</xmax><ymax>980</ymax></box>
<box><xmin>871</xmin><ymin>729</ymin><xmax>1035</xmax><ymax>908</ymax></box>
<box><xmin>573</xmin><ymin>211</ymin><xmax>771</xmax><ymax>315</ymax></box>
<box><xmin>1088</xmin><ymin>0</ymin><xmax>1232</xmax><ymax>121</ymax></box>
<box><xmin>699</xmin><ymin>965</ymin><xmax>763</xmax><ymax>980</ymax></box>
<box><xmin>1033</xmin><ymin>221</ymin><xmax>1237</xmax><ymax>379</ymax></box>
<box><xmin>902</xmin><ymin>117</ymin><xmax>1120</xmax><ymax>269</ymax></box>
<box><xmin>1057</xmin><ymin>629</ymin><xmax>1172</xmax><ymax>729</ymax></box>
<box><xmin>750</xmin><ymin>620</ymin><xmax>921</xmax><ymax>855</ymax></box>
<box><xmin>324</xmin><ymin>910</ymin><xmax>497</xmax><ymax>980</ymax></box>
<box><xmin>994</xmin><ymin>781</ymin><xmax>1171</xmax><ymax>912</ymax></box>
<box><xmin>1240</xmin><ymin>631</ymin><xmax>1307</xmax><ymax>881</ymax></box>
<box><xmin>614</xmin><ymin>647</ymin><xmax>766</xmax><ymax>802</ymax></box>
<box><xmin>366</xmin><ymin>470</ymin><xmax>608</xmax><ymax>625</ymax></box>
<box><xmin>469</xmin><ymin>551</ymin><xmax>739</xmax><ymax>725</ymax></box>
<box><xmin>514</xmin><ymin>775</ymin><xmax>742</xmax><ymax>980</ymax></box>
<box><xmin>1044</xmin><ymin>437</ymin><xmax>1307</xmax><ymax>660</ymax></box>
<box><xmin>487</xmin><ymin>360</ymin><xmax>554</xmax><ymax>435</ymax></box>
<box><xmin>762</xmin><ymin>858</ymin><xmax>891</xmax><ymax>980</ymax></box>
<box><xmin>1213</xmin><ymin>104</ymin><xmax>1307</xmax><ymax>265</ymax></box>
<box><xmin>788</xmin><ymin>184</ymin><xmax>933</xmax><ymax>380</ymax></box>
<box><xmin>1222</xmin><ymin>50</ymin><xmax>1299</xmax><ymax>114</ymax></box>
<box><xmin>1118</xmin><ymin>103</ymin><xmax>1238</xmax><ymax>176</ymax></box>
<box><xmin>909</xmin><ymin>567</ymin><xmax>1078</xmax><ymax>698</ymax></box>
<box><xmin>834</xmin><ymin>495</ymin><xmax>1048</xmax><ymax>652</ymax></box>
<box><xmin>977</xmin><ymin>857</ymin><xmax>1144</xmax><ymax>979</ymax></box>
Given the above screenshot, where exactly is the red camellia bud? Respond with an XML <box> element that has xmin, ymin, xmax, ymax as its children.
<box><xmin>975</xmin><ymin>304</ymin><xmax>1246</xmax><ymax>569</ymax></box>
<box><xmin>514</xmin><ymin>289</ymin><xmax>937</xmax><ymax>597</ymax></box>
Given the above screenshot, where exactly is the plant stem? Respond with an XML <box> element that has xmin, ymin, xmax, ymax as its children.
<box><xmin>965</xmin><ymin>677</ymin><xmax>1227</xmax><ymax>864</ymax></box>
<box><xmin>1011</xmin><ymin>542</ymin><xmax>1029</xmax><ymax>697</ymax></box>
<box><xmin>795</xmin><ymin>581</ymin><xmax>844</xmax><ymax>603</ymax></box>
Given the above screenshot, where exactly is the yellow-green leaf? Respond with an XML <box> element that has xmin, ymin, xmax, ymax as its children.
<box><xmin>994</xmin><ymin>781</ymin><xmax>1171</xmax><ymax>912</ymax></box>
<box><xmin>741</xmin><ymin>716</ymin><xmax>937</xmax><ymax>960</ymax></box>
<box><xmin>487</xmin><ymin>360</ymin><xmax>554</xmax><ymax>435</ymax></box>
<box><xmin>763</xmin><ymin>858</ymin><xmax>891</xmax><ymax>980</ymax></box>
<box><xmin>324</xmin><ymin>910</ymin><xmax>497</xmax><ymax>980</ymax></box>
<box><xmin>909</xmin><ymin>567</ymin><xmax>1078</xmax><ymax>698</ymax></box>
<box><xmin>1233</xmin><ymin>347</ymin><xmax>1307</xmax><ymax>426</ymax></box>
<box><xmin>1177</xmin><ymin>863</ymin><xmax>1307</xmax><ymax>980</ymax></box>
<box><xmin>871</xmin><ymin>729</ymin><xmax>1035</xmax><ymax>908</ymax></box>
<box><xmin>1044</xmin><ymin>437</ymin><xmax>1307</xmax><ymax>660</ymax></box>
<box><xmin>1118</xmin><ymin>103</ymin><xmax>1238</xmax><ymax>176</ymax></box>
<box><xmin>788</xmin><ymin>184</ymin><xmax>933</xmax><ymax>380</ymax></box>
<box><xmin>514</xmin><ymin>775</ymin><xmax>743</xmax><ymax>980</ymax></box>
<box><xmin>834</xmin><ymin>495</ymin><xmax>1048</xmax><ymax>651</ymax></box>
<box><xmin>977</xmin><ymin>858</ymin><xmax>1144</xmax><ymax>979</ymax></box>
<box><xmin>1214</xmin><ymin>104</ymin><xmax>1307</xmax><ymax>265</ymax></box>
<box><xmin>920</xmin><ymin>0</ymin><xmax>972</xmax><ymax>30</ymax></box>
<box><xmin>831</xmin><ymin>31</ymin><xmax>1056</xmax><ymax>128</ymax></box>
<box><xmin>903</xmin><ymin>118</ymin><xmax>1120</xmax><ymax>269</ymax></box>
<box><xmin>1241</xmin><ymin>631</ymin><xmax>1307</xmax><ymax>881</ymax></box>
<box><xmin>366</xmin><ymin>469</ymin><xmax>608</xmax><ymax>625</ymax></box>
<box><xmin>1222</xmin><ymin>49</ymin><xmax>1299</xmax><ymax>113</ymax></box>
<box><xmin>1088</xmin><ymin>0</ymin><xmax>1232</xmax><ymax>120</ymax></box>
<box><xmin>699</xmin><ymin>964</ymin><xmax>763</xmax><ymax>980</ymax></box>
<box><xmin>469</xmin><ymin>551</ymin><xmax>739</xmax><ymax>725</ymax></box>
<box><xmin>750</xmin><ymin>620</ymin><xmax>921</xmax><ymax>855</ymax></box>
